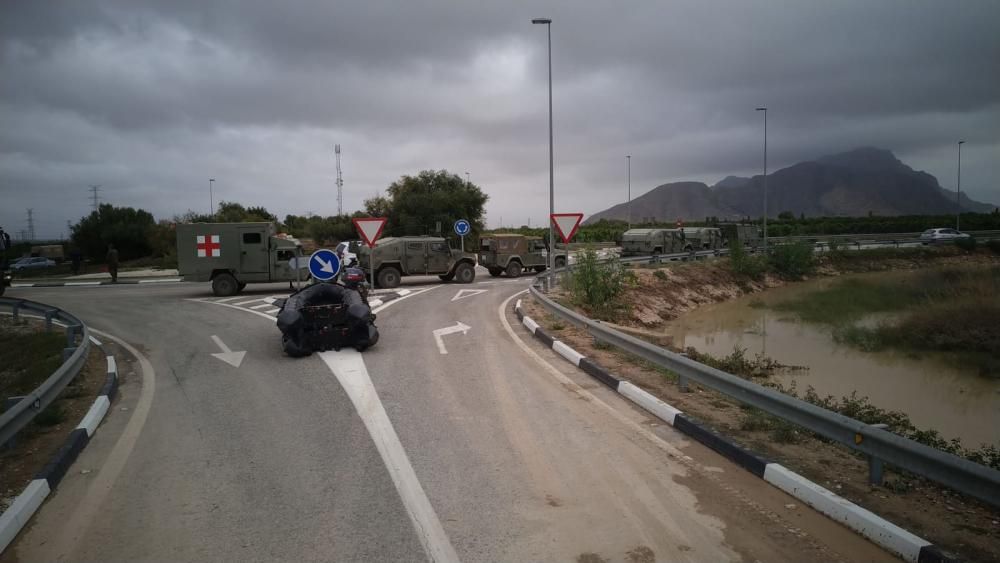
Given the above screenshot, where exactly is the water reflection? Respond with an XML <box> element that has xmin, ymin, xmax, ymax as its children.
<box><xmin>665</xmin><ymin>275</ymin><xmax>1000</xmax><ymax>447</ymax></box>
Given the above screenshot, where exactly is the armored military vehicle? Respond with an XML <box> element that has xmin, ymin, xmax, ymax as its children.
<box><xmin>621</xmin><ymin>229</ymin><xmax>685</xmax><ymax>256</ymax></box>
<box><xmin>680</xmin><ymin>227</ymin><xmax>725</xmax><ymax>251</ymax></box>
<box><xmin>176</xmin><ymin>222</ymin><xmax>307</xmax><ymax>296</ymax></box>
<box><xmin>357</xmin><ymin>236</ymin><xmax>477</xmax><ymax>288</ymax></box>
<box><xmin>719</xmin><ymin>223</ymin><xmax>761</xmax><ymax>250</ymax></box>
<box><xmin>478</xmin><ymin>234</ymin><xmax>566</xmax><ymax>277</ymax></box>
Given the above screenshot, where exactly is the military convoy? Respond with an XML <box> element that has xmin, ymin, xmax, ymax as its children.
<box><xmin>620</xmin><ymin>227</ymin><xmax>725</xmax><ymax>256</ymax></box>
<box><xmin>478</xmin><ymin>234</ymin><xmax>566</xmax><ymax>277</ymax></box>
<box><xmin>177</xmin><ymin>222</ymin><xmax>307</xmax><ymax>296</ymax></box>
<box><xmin>357</xmin><ymin>236</ymin><xmax>477</xmax><ymax>288</ymax></box>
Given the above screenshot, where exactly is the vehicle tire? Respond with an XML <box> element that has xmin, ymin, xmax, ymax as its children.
<box><xmin>505</xmin><ymin>261</ymin><xmax>522</xmax><ymax>278</ymax></box>
<box><xmin>377</xmin><ymin>266</ymin><xmax>401</xmax><ymax>289</ymax></box>
<box><xmin>488</xmin><ymin>267</ymin><xmax>503</xmax><ymax>277</ymax></box>
<box><xmin>454</xmin><ymin>262</ymin><xmax>475</xmax><ymax>284</ymax></box>
<box><xmin>212</xmin><ymin>273</ymin><xmax>239</xmax><ymax>297</ymax></box>
<box><xmin>684</xmin><ymin>245</ymin><xmax>694</xmax><ymax>252</ymax></box>
<box><xmin>554</xmin><ymin>256</ymin><xmax>566</xmax><ymax>269</ymax></box>
<box><xmin>439</xmin><ymin>273</ymin><xmax>455</xmax><ymax>282</ymax></box>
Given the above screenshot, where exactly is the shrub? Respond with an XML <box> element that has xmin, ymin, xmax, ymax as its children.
<box><xmin>954</xmin><ymin>236</ymin><xmax>977</xmax><ymax>252</ymax></box>
<box><xmin>566</xmin><ymin>249</ymin><xmax>636</xmax><ymax>318</ymax></box>
<box><xmin>728</xmin><ymin>241</ymin><xmax>767</xmax><ymax>280</ymax></box>
<box><xmin>987</xmin><ymin>239</ymin><xmax>1000</xmax><ymax>255</ymax></box>
<box><xmin>653</xmin><ymin>269</ymin><xmax>668</xmax><ymax>281</ymax></box>
<box><xmin>768</xmin><ymin>242</ymin><xmax>816</xmax><ymax>279</ymax></box>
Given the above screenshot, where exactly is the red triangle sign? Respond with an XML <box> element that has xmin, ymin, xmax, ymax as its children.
<box><xmin>551</xmin><ymin>213</ymin><xmax>584</xmax><ymax>244</ymax></box>
<box><xmin>352</xmin><ymin>217</ymin><xmax>388</xmax><ymax>247</ymax></box>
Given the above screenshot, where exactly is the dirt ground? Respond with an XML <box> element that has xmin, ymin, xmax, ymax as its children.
<box><xmin>607</xmin><ymin>246</ymin><xmax>1000</xmax><ymax>329</ymax></box>
<box><xmin>523</xmin><ymin>253</ymin><xmax>1000</xmax><ymax>562</ymax></box>
<box><xmin>0</xmin><ymin>331</ymin><xmax>110</xmax><ymax>514</ymax></box>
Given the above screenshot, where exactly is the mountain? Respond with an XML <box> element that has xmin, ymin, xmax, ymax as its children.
<box><xmin>586</xmin><ymin>181</ymin><xmax>738</xmax><ymax>224</ymax></box>
<box><xmin>586</xmin><ymin>147</ymin><xmax>996</xmax><ymax>224</ymax></box>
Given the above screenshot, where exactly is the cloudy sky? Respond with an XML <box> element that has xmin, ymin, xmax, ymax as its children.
<box><xmin>2</xmin><ymin>0</ymin><xmax>998</xmax><ymax>239</ymax></box>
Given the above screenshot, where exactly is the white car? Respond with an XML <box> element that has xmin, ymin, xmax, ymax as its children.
<box><xmin>335</xmin><ymin>240</ymin><xmax>360</xmax><ymax>266</ymax></box>
<box><xmin>919</xmin><ymin>228</ymin><xmax>970</xmax><ymax>244</ymax></box>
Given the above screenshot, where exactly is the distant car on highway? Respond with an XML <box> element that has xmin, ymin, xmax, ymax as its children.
<box><xmin>919</xmin><ymin>228</ymin><xmax>970</xmax><ymax>244</ymax></box>
<box><xmin>10</xmin><ymin>256</ymin><xmax>57</xmax><ymax>270</ymax></box>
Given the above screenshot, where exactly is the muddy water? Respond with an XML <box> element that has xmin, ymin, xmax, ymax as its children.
<box><xmin>664</xmin><ymin>273</ymin><xmax>1000</xmax><ymax>447</ymax></box>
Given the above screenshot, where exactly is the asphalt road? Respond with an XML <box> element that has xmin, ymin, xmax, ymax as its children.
<box><xmin>3</xmin><ymin>272</ymin><xmax>896</xmax><ymax>562</ymax></box>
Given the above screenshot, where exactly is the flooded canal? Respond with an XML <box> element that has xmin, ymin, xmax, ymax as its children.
<box><xmin>664</xmin><ymin>272</ymin><xmax>1000</xmax><ymax>447</ymax></box>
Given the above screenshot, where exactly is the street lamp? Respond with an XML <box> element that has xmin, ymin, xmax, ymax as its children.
<box><xmin>626</xmin><ymin>155</ymin><xmax>632</xmax><ymax>228</ymax></box>
<box><xmin>755</xmin><ymin>107</ymin><xmax>768</xmax><ymax>252</ymax></box>
<box><xmin>956</xmin><ymin>141</ymin><xmax>965</xmax><ymax>231</ymax></box>
<box><xmin>532</xmin><ymin>17</ymin><xmax>555</xmax><ymax>278</ymax></box>
<box><xmin>209</xmin><ymin>178</ymin><xmax>215</xmax><ymax>217</ymax></box>
<box><xmin>465</xmin><ymin>171</ymin><xmax>470</xmax><ymax>187</ymax></box>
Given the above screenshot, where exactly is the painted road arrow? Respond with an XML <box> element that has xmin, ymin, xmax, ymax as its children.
<box><xmin>451</xmin><ymin>289</ymin><xmax>488</xmax><ymax>302</ymax></box>
<box><xmin>433</xmin><ymin>322</ymin><xmax>471</xmax><ymax>355</ymax></box>
<box><xmin>211</xmin><ymin>335</ymin><xmax>246</xmax><ymax>368</ymax></box>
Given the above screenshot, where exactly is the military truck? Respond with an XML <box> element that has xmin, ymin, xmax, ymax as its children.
<box><xmin>621</xmin><ymin>229</ymin><xmax>686</xmax><ymax>256</ymax></box>
<box><xmin>680</xmin><ymin>227</ymin><xmax>725</xmax><ymax>251</ymax></box>
<box><xmin>176</xmin><ymin>222</ymin><xmax>307</xmax><ymax>296</ymax></box>
<box><xmin>478</xmin><ymin>234</ymin><xmax>566</xmax><ymax>277</ymax></box>
<box><xmin>357</xmin><ymin>236</ymin><xmax>477</xmax><ymax>288</ymax></box>
<box><xmin>719</xmin><ymin>223</ymin><xmax>761</xmax><ymax>250</ymax></box>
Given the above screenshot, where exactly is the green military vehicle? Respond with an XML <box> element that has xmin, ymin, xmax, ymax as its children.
<box><xmin>621</xmin><ymin>227</ymin><xmax>726</xmax><ymax>256</ymax></box>
<box><xmin>357</xmin><ymin>236</ymin><xmax>477</xmax><ymax>288</ymax></box>
<box><xmin>177</xmin><ymin>222</ymin><xmax>307</xmax><ymax>296</ymax></box>
<box><xmin>680</xmin><ymin>227</ymin><xmax>725</xmax><ymax>251</ymax></box>
<box><xmin>478</xmin><ymin>234</ymin><xmax>566</xmax><ymax>277</ymax></box>
<box><xmin>719</xmin><ymin>223</ymin><xmax>761</xmax><ymax>250</ymax></box>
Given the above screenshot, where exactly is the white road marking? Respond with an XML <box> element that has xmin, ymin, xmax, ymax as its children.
<box><xmin>262</xmin><ymin>308</ymin><xmax>280</xmax><ymax>315</ymax></box>
<box><xmin>450</xmin><ymin>288</ymin><xmax>488</xmax><ymax>302</ymax></box>
<box><xmin>210</xmin><ymin>335</ymin><xmax>246</xmax><ymax>368</ymax></box>
<box><xmin>318</xmin><ymin>350</ymin><xmax>459</xmax><ymax>563</ymax></box>
<box><xmin>397</xmin><ymin>288</ymin><xmax>412</xmax><ymax>296</ymax></box>
<box><xmin>432</xmin><ymin>322</ymin><xmax>472</xmax><ymax>355</ymax></box>
<box><xmin>47</xmin><ymin>327</ymin><xmax>156</xmax><ymax>557</ymax></box>
<box><xmin>65</xmin><ymin>281</ymin><xmax>102</xmax><ymax>286</ymax></box>
<box><xmin>233</xmin><ymin>299</ymin><xmax>265</xmax><ymax>306</ymax></box>
<box><xmin>214</xmin><ymin>296</ymin><xmax>244</xmax><ymax>303</ymax></box>
<box><xmin>250</xmin><ymin>303</ymin><xmax>272</xmax><ymax>310</ymax></box>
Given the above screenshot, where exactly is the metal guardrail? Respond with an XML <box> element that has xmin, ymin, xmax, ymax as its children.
<box><xmin>770</xmin><ymin>229</ymin><xmax>1000</xmax><ymax>245</ymax></box>
<box><xmin>0</xmin><ymin>297</ymin><xmax>90</xmax><ymax>447</ymax></box>
<box><xmin>530</xmin><ymin>268</ymin><xmax>1000</xmax><ymax>509</ymax></box>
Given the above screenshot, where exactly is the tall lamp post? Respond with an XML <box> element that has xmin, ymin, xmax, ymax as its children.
<box><xmin>209</xmin><ymin>178</ymin><xmax>215</xmax><ymax>217</ymax></box>
<box><xmin>532</xmin><ymin>17</ymin><xmax>555</xmax><ymax>278</ymax></box>
<box><xmin>956</xmin><ymin>141</ymin><xmax>965</xmax><ymax>231</ymax></box>
<box><xmin>755</xmin><ymin>107</ymin><xmax>768</xmax><ymax>253</ymax></box>
<box><xmin>626</xmin><ymin>155</ymin><xmax>632</xmax><ymax>228</ymax></box>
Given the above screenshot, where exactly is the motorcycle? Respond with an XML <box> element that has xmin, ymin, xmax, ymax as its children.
<box><xmin>275</xmin><ymin>267</ymin><xmax>379</xmax><ymax>357</ymax></box>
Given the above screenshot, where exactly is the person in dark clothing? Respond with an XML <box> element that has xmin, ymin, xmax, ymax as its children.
<box><xmin>70</xmin><ymin>248</ymin><xmax>83</xmax><ymax>275</ymax></box>
<box><xmin>106</xmin><ymin>244</ymin><xmax>119</xmax><ymax>282</ymax></box>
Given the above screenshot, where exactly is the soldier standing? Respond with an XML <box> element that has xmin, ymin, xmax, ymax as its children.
<box><xmin>106</xmin><ymin>243</ymin><xmax>119</xmax><ymax>282</ymax></box>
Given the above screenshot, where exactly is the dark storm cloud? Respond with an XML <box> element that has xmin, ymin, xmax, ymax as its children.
<box><xmin>1</xmin><ymin>0</ymin><xmax>998</xmax><ymax>238</ymax></box>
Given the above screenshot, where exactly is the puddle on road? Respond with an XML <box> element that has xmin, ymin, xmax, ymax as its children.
<box><xmin>664</xmin><ymin>274</ymin><xmax>1000</xmax><ymax>447</ymax></box>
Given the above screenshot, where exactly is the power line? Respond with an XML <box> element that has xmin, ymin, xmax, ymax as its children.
<box><xmin>26</xmin><ymin>208</ymin><xmax>35</xmax><ymax>242</ymax></box>
<box><xmin>89</xmin><ymin>184</ymin><xmax>102</xmax><ymax>212</ymax></box>
<box><xmin>335</xmin><ymin>144</ymin><xmax>344</xmax><ymax>216</ymax></box>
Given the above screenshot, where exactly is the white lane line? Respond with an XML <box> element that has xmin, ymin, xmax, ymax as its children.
<box><xmin>262</xmin><ymin>308</ymin><xmax>280</xmax><ymax>315</ymax></box>
<box><xmin>233</xmin><ymin>299</ymin><xmax>266</xmax><ymax>306</ymax></box>
<box><xmin>214</xmin><ymin>296</ymin><xmax>244</xmax><ymax>303</ymax></box>
<box><xmin>318</xmin><ymin>350</ymin><xmax>458</xmax><ymax>563</ymax></box>
<box><xmin>397</xmin><ymin>289</ymin><xmax>412</xmax><ymax>296</ymax></box>
<box><xmin>46</xmin><ymin>327</ymin><xmax>156</xmax><ymax>557</ymax></box>
<box><xmin>250</xmin><ymin>303</ymin><xmax>273</xmax><ymax>310</ymax></box>
<box><xmin>65</xmin><ymin>281</ymin><xmax>102</xmax><ymax>286</ymax></box>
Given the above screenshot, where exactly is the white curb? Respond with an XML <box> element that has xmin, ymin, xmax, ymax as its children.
<box><xmin>76</xmin><ymin>395</ymin><xmax>111</xmax><ymax>438</ymax></box>
<box><xmin>0</xmin><ymin>480</ymin><xmax>50</xmax><ymax>553</ymax></box>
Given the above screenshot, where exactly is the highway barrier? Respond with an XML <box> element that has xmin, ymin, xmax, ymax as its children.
<box><xmin>0</xmin><ymin>297</ymin><xmax>91</xmax><ymax>447</ymax></box>
<box><xmin>531</xmin><ymin>266</ymin><xmax>1000</xmax><ymax>510</ymax></box>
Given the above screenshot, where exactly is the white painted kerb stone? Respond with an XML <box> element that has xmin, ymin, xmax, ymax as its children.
<box><xmin>618</xmin><ymin>381</ymin><xmax>682</xmax><ymax>426</ymax></box>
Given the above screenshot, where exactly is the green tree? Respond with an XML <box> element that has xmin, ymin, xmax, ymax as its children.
<box><xmin>373</xmin><ymin>170</ymin><xmax>488</xmax><ymax>240</ymax></box>
<box><xmin>71</xmin><ymin>204</ymin><xmax>156</xmax><ymax>262</ymax></box>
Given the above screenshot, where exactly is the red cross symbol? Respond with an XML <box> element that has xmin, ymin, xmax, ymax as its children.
<box><xmin>196</xmin><ymin>234</ymin><xmax>221</xmax><ymax>257</ymax></box>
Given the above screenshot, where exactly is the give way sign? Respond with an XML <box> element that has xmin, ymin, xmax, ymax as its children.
<box><xmin>352</xmin><ymin>217</ymin><xmax>388</xmax><ymax>247</ymax></box>
<box><xmin>550</xmin><ymin>213</ymin><xmax>584</xmax><ymax>244</ymax></box>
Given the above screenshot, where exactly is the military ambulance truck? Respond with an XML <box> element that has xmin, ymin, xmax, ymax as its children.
<box><xmin>357</xmin><ymin>236</ymin><xmax>477</xmax><ymax>288</ymax></box>
<box><xmin>478</xmin><ymin>234</ymin><xmax>566</xmax><ymax>277</ymax></box>
<box><xmin>177</xmin><ymin>222</ymin><xmax>307</xmax><ymax>296</ymax></box>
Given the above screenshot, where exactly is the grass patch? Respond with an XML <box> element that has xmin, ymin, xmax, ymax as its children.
<box><xmin>0</xmin><ymin>328</ymin><xmax>67</xmax><ymax>399</ymax></box>
<box><xmin>652</xmin><ymin>269</ymin><xmax>668</xmax><ymax>281</ymax></box>
<box><xmin>738</xmin><ymin>405</ymin><xmax>803</xmax><ymax>443</ymax></box>
<box><xmin>565</xmin><ymin>249</ymin><xmax>637</xmax><ymax>320</ymax></box>
<box><xmin>768</xmin><ymin>242</ymin><xmax>817</xmax><ymax>279</ymax></box>
<box><xmin>684</xmin><ymin>345</ymin><xmax>806</xmax><ymax>378</ymax></box>
<box><xmin>728</xmin><ymin>240</ymin><xmax>767</xmax><ymax>280</ymax></box>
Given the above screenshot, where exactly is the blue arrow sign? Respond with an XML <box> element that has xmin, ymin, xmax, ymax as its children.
<box><xmin>308</xmin><ymin>248</ymin><xmax>341</xmax><ymax>281</ymax></box>
<box><xmin>454</xmin><ymin>219</ymin><xmax>471</xmax><ymax>236</ymax></box>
